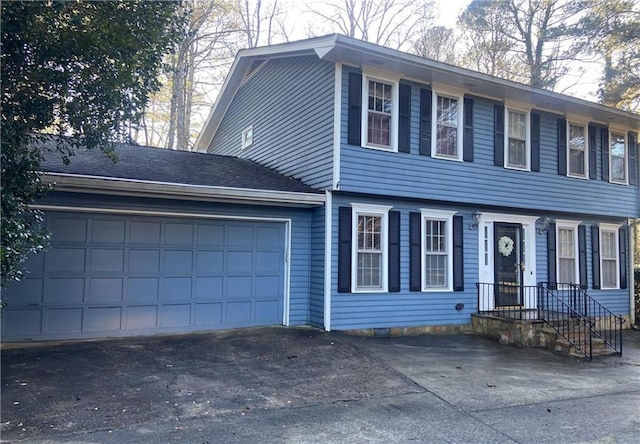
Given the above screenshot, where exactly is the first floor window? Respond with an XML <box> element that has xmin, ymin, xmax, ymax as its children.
<box><xmin>568</xmin><ymin>123</ymin><xmax>587</xmax><ymax>177</ymax></box>
<box><xmin>601</xmin><ymin>228</ymin><xmax>619</xmax><ymax>288</ymax></box>
<box><xmin>506</xmin><ymin>109</ymin><xmax>528</xmax><ymax>169</ymax></box>
<box><xmin>610</xmin><ymin>132</ymin><xmax>627</xmax><ymax>183</ymax></box>
<box><xmin>557</xmin><ymin>225</ymin><xmax>578</xmax><ymax>285</ymax></box>
<box><xmin>352</xmin><ymin>204</ymin><xmax>390</xmax><ymax>292</ymax></box>
<box><xmin>421</xmin><ymin>210</ymin><xmax>455</xmax><ymax>291</ymax></box>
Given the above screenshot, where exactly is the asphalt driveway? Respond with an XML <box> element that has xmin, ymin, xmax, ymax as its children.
<box><xmin>2</xmin><ymin>327</ymin><xmax>639</xmax><ymax>443</ymax></box>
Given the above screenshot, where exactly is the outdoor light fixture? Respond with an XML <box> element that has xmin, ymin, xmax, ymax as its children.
<box><xmin>536</xmin><ymin>216</ymin><xmax>554</xmax><ymax>234</ymax></box>
<box><xmin>469</xmin><ymin>211</ymin><xmax>482</xmax><ymax>230</ymax></box>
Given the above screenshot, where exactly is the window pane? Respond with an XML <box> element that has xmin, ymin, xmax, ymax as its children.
<box><xmin>570</xmin><ymin>149</ymin><xmax>585</xmax><ymax>176</ymax></box>
<box><xmin>601</xmin><ymin>231</ymin><xmax>616</xmax><ymax>259</ymax></box>
<box><xmin>357</xmin><ymin>252</ymin><xmax>381</xmax><ymax>288</ymax></box>
<box><xmin>569</xmin><ymin>124</ymin><xmax>586</xmax><ymax>176</ymax></box>
<box><xmin>358</xmin><ymin>215</ymin><xmax>380</xmax><ymax>250</ymax></box>
<box><xmin>508</xmin><ymin>139</ymin><xmax>526</xmax><ymax>167</ymax></box>
<box><xmin>602</xmin><ymin>259</ymin><xmax>617</xmax><ymax>287</ymax></box>
<box><xmin>437</xmin><ymin>96</ymin><xmax>457</xmax><ymax>126</ymax></box>
<box><xmin>601</xmin><ymin>230</ymin><xmax>618</xmax><ymax>288</ymax></box>
<box><xmin>424</xmin><ymin>219</ymin><xmax>448</xmax><ymax>288</ymax></box>
<box><xmin>425</xmin><ymin>254</ymin><xmax>447</xmax><ymax>287</ymax></box>
<box><xmin>559</xmin><ymin>258</ymin><xmax>575</xmax><ymax>283</ymax></box>
<box><xmin>558</xmin><ymin>228</ymin><xmax>576</xmax><ymax>284</ymax></box>
<box><xmin>508</xmin><ymin>111</ymin><xmax>526</xmax><ymax>140</ymax></box>
<box><xmin>436</xmin><ymin>126</ymin><xmax>457</xmax><ymax>156</ymax></box>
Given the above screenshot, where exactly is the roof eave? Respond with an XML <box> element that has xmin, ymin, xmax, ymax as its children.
<box><xmin>41</xmin><ymin>173</ymin><xmax>325</xmax><ymax>208</ymax></box>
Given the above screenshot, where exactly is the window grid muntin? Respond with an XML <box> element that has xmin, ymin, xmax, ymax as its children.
<box><xmin>568</xmin><ymin>123</ymin><xmax>587</xmax><ymax>177</ymax></box>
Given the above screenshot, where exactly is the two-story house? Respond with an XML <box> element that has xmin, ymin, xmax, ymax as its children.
<box><xmin>2</xmin><ymin>34</ymin><xmax>638</xmax><ymax>342</ymax></box>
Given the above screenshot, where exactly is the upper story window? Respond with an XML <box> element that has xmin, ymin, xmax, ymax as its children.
<box><xmin>506</xmin><ymin>108</ymin><xmax>530</xmax><ymax>170</ymax></box>
<box><xmin>432</xmin><ymin>92</ymin><xmax>463</xmax><ymax>160</ymax></box>
<box><xmin>600</xmin><ymin>225</ymin><xmax>619</xmax><ymax>289</ymax></box>
<box><xmin>351</xmin><ymin>203</ymin><xmax>391</xmax><ymax>292</ymax></box>
<box><xmin>568</xmin><ymin>123</ymin><xmax>587</xmax><ymax>178</ymax></box>
<box><xmin>610</xmin><ymin>131</ymin><xmax>627</xmax><ymax>184</ymax></box>
<box><xmin>421</xmin><ymin>209</ymin><xmax>455</xmax><ymax>291</ymax></box>
<box><xmin>361</xmin><ymin>72</ymin><xmax>399</xmax><ymax>151</ymax></box>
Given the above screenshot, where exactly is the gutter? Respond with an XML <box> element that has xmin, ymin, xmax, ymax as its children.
<box><xmin>41</xmin><ymin>173</ymin><xmax>325</xmax><ymax>208</ymax></box>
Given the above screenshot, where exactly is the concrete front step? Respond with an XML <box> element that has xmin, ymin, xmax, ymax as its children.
<box><xmin>553</xmin><ymin>336</ymin><xmax>616</xmax><ymax>358</ymax></box>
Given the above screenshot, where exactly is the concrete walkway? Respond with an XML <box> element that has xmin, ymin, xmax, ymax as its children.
<box><xmin>2</xmin><ymin>327</ymin><xmax>639</xmax><ymax>443</ymax></box>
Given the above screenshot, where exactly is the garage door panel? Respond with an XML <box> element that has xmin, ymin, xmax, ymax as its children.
<box><xmin>130</xmin><ymin>222</ymin><xmax>161</xmax><ymax>244</ymax></box>
<box><xmin>91</xmin><ymin>249</ymin><xmax>124</xmax><ymax>272</ymax></box>
<box><xmin>162</xmin><ymin>304</ymin><xmax>191</xmax><ymax>327</ymax></box>
<box><xmin>128</xmin><ymin>278</ymin><xmax>159</xmax><ymax>301</ymax></box>
<box><xmin>195</xmin><ymin>277</ymin><xmax>223</xmax><ymax>299</ymax></box>
<box><xmin>86</xmin><ymin>307</ymin><xmax>122</xmax><ymax>331</ymax></box>
<box><xmin>3</xmin><ymin>213</ymin><xmax>286</xmax><ymax>340</ymax></box>
<box><xmin>165</xmin><ymin>223</ymin><xmax>194</xmax><ymax>245</ymax></box>
<box><xmin>127</xmin><ymin>306</ymin><xmax>158</xmax><ymax>329</ymax></box>
<box><xmin>195</xmin><ymin>303</ymin><xmax>222</xmax><ymax>325</ymax></box>
<box><xmin>92</xmin><ymin>220</ymin><xmax>125</xmax><ymax>243</ymax></box>
<box><xmin>23</xmin><ymin>252</ymin><xmax>45</xmax><ymax>273</ymax></box>
<box><xmin>50</xmin><ymin>278</ymin><xmax>84</xmax><ymax>304</ymax></box>
<box><xmin>129</xmin><ymin>250</ymin><xmax>160</xmax><ymax>272</ymax></box>
<box><xmin>47</xmin><ymin>248</ymin><xmax>86</xmax><ymax>272</ymax></box>
<box><xmin>89</xmin><ymin>278</ymin><xmax>123</xmax><ymax>302</ymax></box>
<box><xmin>164</xmin><ymin>250</ymin><xmax>193</xmax><ymax>272</ymax></box>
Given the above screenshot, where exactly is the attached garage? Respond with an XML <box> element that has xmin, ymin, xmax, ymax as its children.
<box><xmin>2</xmin><ymin>211</ymin><xmax>288</xmax><ymax>341</ymax></box>
<box><xmin>1</xmin><ymin>143</ymin><xmax>324</xmax><ymax>341</ymax></box>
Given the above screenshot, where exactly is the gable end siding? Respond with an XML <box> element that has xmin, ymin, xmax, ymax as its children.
<box><xmin>208</xmin><ymin>56</ymin><xmax>335</xmax><ymax>190</ymax></box>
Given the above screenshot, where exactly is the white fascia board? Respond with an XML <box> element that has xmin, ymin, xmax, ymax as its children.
<box><xmin>41</xmin><ymin>173</ymin><xmax>325</xmax><ymax>207</ymax></box>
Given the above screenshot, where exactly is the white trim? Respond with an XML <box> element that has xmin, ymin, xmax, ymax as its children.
<box><xmin>350</xmin><ymin>203</ymin><xmax>392</xmax><ymax>293</ymax></box>
<box><xmin>41</xmin><ymin>173</ymin><xmax>325</xmax><ymax>207</ymax></box>
<box><xmin>477</xmin><ymin>213</ymin><xmax>538</xmax><ymax>311</ymax></box>
<box><xmin>431</xmin><ymin>82</ymin><xmax>467</xmax><ymax>97</ymax></box>
<box><xmin>599</xmin><ymin>223</ymin><xmax>622</xmax><ymax>290</ymax></box>
<box><xmin>419</xmin><ymin>209</ymin><xmax>456</xmax><ymax>292</ymax></box>
<box><xmin>504</xmin><ymin>107</ymin><xmax>531</xmax><ymax>171</ymax></box>
<box><xmin>431</xmin><ymin>91</ymin><xmax>464</xmax><ymax>162</ymax></box>
<box><xmin>360</xmin><ymin>73</ymin><xmax>399</xmax><ymax>152</ymax></box>
<box><xmin>567</xmin><ymin>121</ymin><xmax>589</xmax><ymax>179</ymax></box>
<box><xmin>32</xmin><ymin>204</ymin><xmax>293</xmax><ymax>327</ymax></box>
<box><xmin>333</xmin><ymin>62</ymin><xmax>342</xmax><ymax>190</ymax></box>
<box><xmin>324</xmin><ymin>191</ymin><xmax>333</xmax><ymax>331</ymax></box>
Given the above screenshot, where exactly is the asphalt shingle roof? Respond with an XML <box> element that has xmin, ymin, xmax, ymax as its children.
<box><xmin>40</xmin><ymin>143</ymin><xmax>320</xmax><ymax>194</ymax></box>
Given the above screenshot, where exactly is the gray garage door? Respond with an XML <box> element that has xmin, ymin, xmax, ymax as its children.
<box><xmin>2</xmin><ymin>212</ymin><xmax>286</xmax><ymax>341</ymax></box>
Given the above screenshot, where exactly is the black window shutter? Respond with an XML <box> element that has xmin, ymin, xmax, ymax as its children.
<box><xmin>557</xmin><ymin>118</ymin><xmax>567</xmax><ymax>175</ymax></box>
<box><xmin>531</xmin><ymin>111</ymin><xmax>541</xmax><ymax>172</ymax></box>
<box><xmin>388</xmin><ymin>210</ymin><xmax>401</xmax><ymax>292</ymax></box>
<box><xmin>347</xmin><ymin>72</ymin><xmax>362</xmax><ymax>146</ymax></box>
<box><xmin>602</xmin><ymin>129</ymin><xmax>609</xmax><ymax>181</ymax></box>
<box><xmin>592</xmin><ymin>225</ymin><xmax>601</xmax><ymax>290</ymax></box>
<box><xmin>409</xmin><ymin>212</ymin><xmax>421</xmax><ymax>291</ymax></box>
<box><xmin>419</xmin><ymin>88</ymin><xmax>432</xmax><ymax>156</ymax></box>
<box><xmin>453</xmin><ymin>215</ymin><xmax>464</xmax><ymax>291</ymax></box>
<box><xmin>578</xmin><ymin>225</ymin><xmax>587</xmax><ymax>289</ymax></box>
<box><xmin>463</xmin><ymin>97</ymin><xmax>474</xmax><ymax>162</ymax></box>
<box><xmin>588</xmin><ymin>124</ymin><xmax>597</xmax><ymax>179</ymax></box>
<box><xmin>337</xmin><ymin>206</ymin><xmax>352</xmax><ymax>293</ymax></box>
<box><xmin>494</xmin><ymin>104</ymin><xmax>505</xmax><ymax>166</ymax></box>
<box><xmin>398</xmin><ymin>83</ymin><xmax>411</xmax><ymax>153</ymax></box>
<box><xmin>547</xmin><ymin>222</ymin><xmax>557</xmax><ymax>289</ymax></box>
<box><xmin>619</xmin><ymin>226</ymin><xmax>628</xmax><ymax>290</ymax></box>
<box><xmin>628</xmin><ymin>132</ymin><xmax>638</xmax><ymax>185</ymax></box>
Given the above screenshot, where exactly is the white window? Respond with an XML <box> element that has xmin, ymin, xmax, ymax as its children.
<box><xmin>432</xmin><ymin>93</ymin><xmax>463</xmax><ymax>160</ymax></box>
<box><xmin>351</xmin><ymin>204</ymin><xmax>391</xmax><ymax>292</ymax></box>
<box><xmin>505</xmin><ymin>108</ymin><xmax>530</xmax><ymax>170</ymax></box>
<box><xmin>421</xmin><ymin>209</ymin><xmax>456</xmax><ymax>291</ymax></box>
<box><xmin>568</xmin><ymin>123</ymin><xmax>587</xmax><ymax>178</ymax></box>
<box><xmin>362</xmin><ymin>72</ymin><xmax>399</xmax><ymax>151</ymax></box>
<box><xmin>600</xmin><ymin>225</ymin><xmax>619</xmax><ymax>289</ymax></box>
<box><xmin>610</xmin><ymin>131</ymin><xmax>627</xmax><ymax>184</ymax></box>
<box><xmin>556</xmin><ymin>221</ymin><xmax>580</xmax><ymax>286</ymax></box>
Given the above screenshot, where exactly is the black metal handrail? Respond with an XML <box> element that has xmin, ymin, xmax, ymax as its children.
<box><xmin>539</xmin><ymin>283</ymin><xmax>624</xmax><ymax>358</ymax></box>
<box><xmin>476</xmin><ymin>282</ymin><xmax>624</xmax><ymax>360</ymax></box>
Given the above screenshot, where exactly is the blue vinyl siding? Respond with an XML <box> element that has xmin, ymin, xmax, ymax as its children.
<box><xmin>208</xmin><ymin>56</ymin><xmax>335</xmax><ymax>190</ymax></box>
<box><xmin>329</xmin><ymin>193</ymin><xmax>630</xmax><ymax>330</ymax></box>
<box><xmin>2</xmin><ymin>192</ymin><xmax>314</xmax><ymax>340</ymax></box>
<box><xmin>309</xmin><ymin>206</ymin><xmax>325</xmax><ymax>327</ymax></box>
<box><xmin>339</xmin><ymin>67</ymin><xmax>638</xmax><ymax>218</ymax></box>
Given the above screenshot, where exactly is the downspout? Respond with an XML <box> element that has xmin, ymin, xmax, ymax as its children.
<box><xmin>629</xmin><ymin>218</ymin><xmax>638</xmax><ymax>327</ymax></box>
<box><xmin>324</xmin><ymin>190</ymin><xmax>332</xmax><ymax>331</ymax></box>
